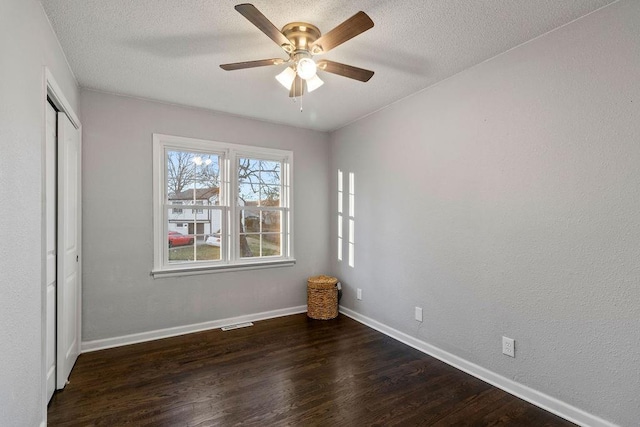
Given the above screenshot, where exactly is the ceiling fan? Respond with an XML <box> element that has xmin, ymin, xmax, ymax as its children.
<box><xmin>220</xmin><ymin>4</ymin><xmax>375</xmax><ymax>97</ymax></box>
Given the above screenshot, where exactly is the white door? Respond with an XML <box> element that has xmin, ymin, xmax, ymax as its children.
<box><xmin>45</xmin><ymin>103</ymin><xmax>57</xmax><ymax>401</ymax></box>
<box><xmin>56</xmin><ymin>111</ymin><xmax>81</xmax><ymax>389</ymax></box>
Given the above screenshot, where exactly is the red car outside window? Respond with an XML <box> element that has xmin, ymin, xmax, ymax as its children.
<box><xmin>168</xmin><ymin>231</ymin><xmax>194</xmax><ymax>247</ymax></box>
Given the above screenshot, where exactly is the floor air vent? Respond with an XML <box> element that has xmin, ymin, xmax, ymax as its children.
<box><xmin>221</xmin><ymin>322</ymin><xmax>254</xmax><ymax>331</ymax></box>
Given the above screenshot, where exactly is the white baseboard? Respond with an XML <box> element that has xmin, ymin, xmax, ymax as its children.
<box><xmin>339</xmin><ymin>307</ymin><xmax>616</xmax><ymax>427</ymax></box>
<box><xmin>81</xmin><ymin>305</ymin><xmax>307</xmax><ymax>353</ymax></box>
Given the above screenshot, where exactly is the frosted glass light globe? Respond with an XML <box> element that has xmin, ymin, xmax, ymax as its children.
<box><xmin>306</xmin><ymin>74</ymin><xmax>324</xmax><ymax>92</ymax></box>
<box><xmin>297</xmin><ymin>58</ymin><xmax>317</xmax><ymax>80</ymax></box>
<box><xmin>276</xmin><ymin>67</ymin><xmax>296</xmax><ymax>89</ymax></box>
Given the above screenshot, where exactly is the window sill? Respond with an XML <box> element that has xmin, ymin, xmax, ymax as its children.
<box><xmin>151</xmin><ymin>259</ymin><xmax>296</xmax><ymax>278</ymax></box>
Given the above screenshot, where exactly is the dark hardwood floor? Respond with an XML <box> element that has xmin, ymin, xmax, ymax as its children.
<box><xmin>48</xmin><ymin>314</ymin><xmax>574</xmax><ymax>426</ymax></box>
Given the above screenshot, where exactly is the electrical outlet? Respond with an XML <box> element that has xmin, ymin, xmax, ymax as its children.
<box><xmin>356</xmin><ymin>288</ymin><xmax>362</xmax><ymax>300</ymax></box>
<box><xmin>414</xmin><ymin>307</ymin><xmax>423</xmax><ymax>322</ymax></box>
<box><xmin>502</xmin><ymin>336</ymin><xmax>515</xmax><ymax>357</ymax></box>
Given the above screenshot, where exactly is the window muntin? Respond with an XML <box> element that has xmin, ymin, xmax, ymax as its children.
<box><xmin>153</xmin><ymin>134</ymin><xmax>293</xmax><ymax>275</ymax></box>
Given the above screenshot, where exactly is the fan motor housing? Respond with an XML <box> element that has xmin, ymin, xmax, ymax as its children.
<box><xmin>281</xmin><ymin>22</ymin><xmax>321</xmax><ymax>52</ymax></box>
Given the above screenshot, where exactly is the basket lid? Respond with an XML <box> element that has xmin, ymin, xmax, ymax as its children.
<box><xmin>307</xmin><ymin>275</ymin><xmax>338</xmax><ymax>289</ymax></box>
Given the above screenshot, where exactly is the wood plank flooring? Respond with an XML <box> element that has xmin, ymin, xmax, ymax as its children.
<box><xmin>48</xmin><ymin>314</ymin><xmax>574</xmax><ymax>426</ymax></box>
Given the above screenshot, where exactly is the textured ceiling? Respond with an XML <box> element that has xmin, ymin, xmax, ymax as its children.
<box><xmin>41</xmin><ymin>0</ymin><xmax>616</xmax><ymax>131</ymax></box>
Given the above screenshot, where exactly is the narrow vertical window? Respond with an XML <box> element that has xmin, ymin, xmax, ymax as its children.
<box><xmin>348</xmin><ymin>172</ymin><xmax>355</xmax><ymax>268</ymax></box>
<box><xmin>338</xmin><ymin>170</ymin><xmax>343</xmax><ymax>214</ymax></box>
<box><xmin>349</xmin><ymin>172</ymin><xmax>355</xmax><ymax>217</ymax></box>
<box><xmin>337</xmin><ymin>169</ymin><xmax>343</xmax><ymax>261</ymax></box>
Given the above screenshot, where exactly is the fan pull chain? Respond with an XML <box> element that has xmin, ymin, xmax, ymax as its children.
<box><xmin>288</xmin><ymin>77</ymin><xmax>304</xmax><ymax>112</ymax></box>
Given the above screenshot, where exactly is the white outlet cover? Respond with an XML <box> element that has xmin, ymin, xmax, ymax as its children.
<box><xmin>502</xmin><ymin>336</ymin><xmax>515</xmax><ymax>357</ymax></box>
<box><xmin>415</xmin><ymin>307</ymin><xmax>423</xmax><ymax>322</ymax></box>
<box><xmin>356</xmin><ymin>288</ymin><xmax>362</xmax><ymax>300</ymax></box>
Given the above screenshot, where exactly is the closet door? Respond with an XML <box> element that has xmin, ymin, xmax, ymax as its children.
<box><xmin>56</xmin><ymin>111</ymin><xmax>81</xmax><ymax>389</ymax></box>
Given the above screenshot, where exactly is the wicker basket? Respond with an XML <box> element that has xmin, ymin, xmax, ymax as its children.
<box><xmin>307</xmin><ymin>275</ymin><xmax>339</xmax><ymax>320</ymax></box>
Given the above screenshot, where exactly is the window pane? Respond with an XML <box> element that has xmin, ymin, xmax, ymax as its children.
<box><xmin>206</xmin><ymin>210</ymin><xmax>223</xmax><ymax>242</ymax></box>
<box><xmin>168</xmin><ymin>238</ymin><xmax>221</xmax><ymax>262</ymax></box>
<box><xmin>240</xmin><ymin>233</ymin><xmax>260</xmax><ymax>258</ymax></box>
<box><xmin>167</xmin><ymin>150</ymin><xmax>220</xmax><ymax>206</ymax></box>
<box><xmin>261</xmin><ymin>210</ymin><xmax>281</xmax><ymax>233</ymax></box>
<box><xmin>167</xmin><ymin>228</ymin><xmax>195</xmax><ymax>262</ymax></box>
<box><xmin>239</xmin><ymin>182</ymin><xmax>260</xmax><ymax>205</ymax></box>
<box><xmin>239</xmin><ymin>233</ymin><xmax>281</xmax><ymax>258</ymax></box>
<box><xmin>201</xmin><ymin>210</ymin><xmax>223</xmax><ymax>260</ymax></box>
<box><xmin>261</xmin><ymin>185</ymin><xmax>281</xmax><ymax>207</ymax></box>
<box><xmin>262</xmin><ymin>234</ymin><xmax>281</xmax><ymax>256</ymax></box>
<box><xmin>238</xmin><ymin>158</ymin><xmax>260</xmax><ymax>183</ymax></box>
<box><xmin>238</xmin><ymin>157</ymin><xmax>281</xmax><ymax>207</ymax></box>
<box><xmin>168</xmin><ymin>209</ymin><xmax>222</xmax><ymax>262</ymax></box>
<box><xmin>259</xmin><ymin>161</ymin><xmax>281</xmax><ymax>185</ymax></box>
<box><xmin>240</xmin><ymin>210</ymin><xmax>260</xmax><ymax>232</ymax></box>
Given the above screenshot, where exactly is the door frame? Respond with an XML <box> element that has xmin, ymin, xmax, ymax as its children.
<box><xmin>41</xmin><ymin>67</ymin><xmax>81</xmax><ymax>421</ymax></box>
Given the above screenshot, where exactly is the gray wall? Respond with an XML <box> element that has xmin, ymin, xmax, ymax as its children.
<box><xmin>0</xmin><ymin>0</ymin><xmax>79</xmax><ymax>425</ymax></box>
<box><xmin>330</xmin><ymin>1</ymin><xmax>639</xmax><ymax>425</ymax></box>
<box><xmin>80</xmin><ymin>90</ymin><xmax>330</xmax><ymax>341</ymax></box>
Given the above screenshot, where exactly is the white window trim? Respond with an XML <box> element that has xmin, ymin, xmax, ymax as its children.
<box><xmin>152</xmin><ymin>134</ymin><xmax>295</xmax><ymax>277</ymax></box>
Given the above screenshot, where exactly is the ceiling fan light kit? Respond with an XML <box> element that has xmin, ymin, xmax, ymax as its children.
<box><xmin>296</xmin><ymin>57</ymin><xmax>317</xmax><ymax>80</ymax></box>
<box><xmin>305</xmin><ymin>74</ymin><xmax>324</xmax><ymax>93</ymax></box>
<box><xmin>275</xmin><ymin>66</ymin><xmax>296</xmax><ymax>89</ymax></box>
<box><xmin>220</xmin><ymin>3</ymin><xmax>375</xmax><ymax>98</ymax></box>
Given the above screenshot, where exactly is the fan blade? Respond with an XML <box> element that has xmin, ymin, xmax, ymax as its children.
<box><xmin>220</xmin><ymin>58</ymin><xmax>286</xmax><ymax>71</ymax></box>
<box><xmin>310</xmin><ymin>11</ymin><xmax>373</xmax><ymax>54</ymax></box>
<box><xmin>289</xmin><ymin>75</ymin><xmax>305</xmax><ymax>98</ymax></box>
<box><xmin>317</xmin><ymin>60</ymin><xmax>374</xmax><ymax>82</ymax></box>
<box><xmin>235</xmin><ymin>4</ymin><xmax>294</xmax><ymax>53</ymax></box>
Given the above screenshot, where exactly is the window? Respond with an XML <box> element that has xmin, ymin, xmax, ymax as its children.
<box><xmin>337</xmin><ymin>170</ymin><xmax>343</xmax><ymax>261</ymax></box>
<box><xmin>348</xmin><ymin>172</ymin><xmax>355</xmax><ymax>268</ymax></box>
<box><xmin>153</xmin><ymin>134</ymin><xmax>294</xmax><ymax>276</ymax></box>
